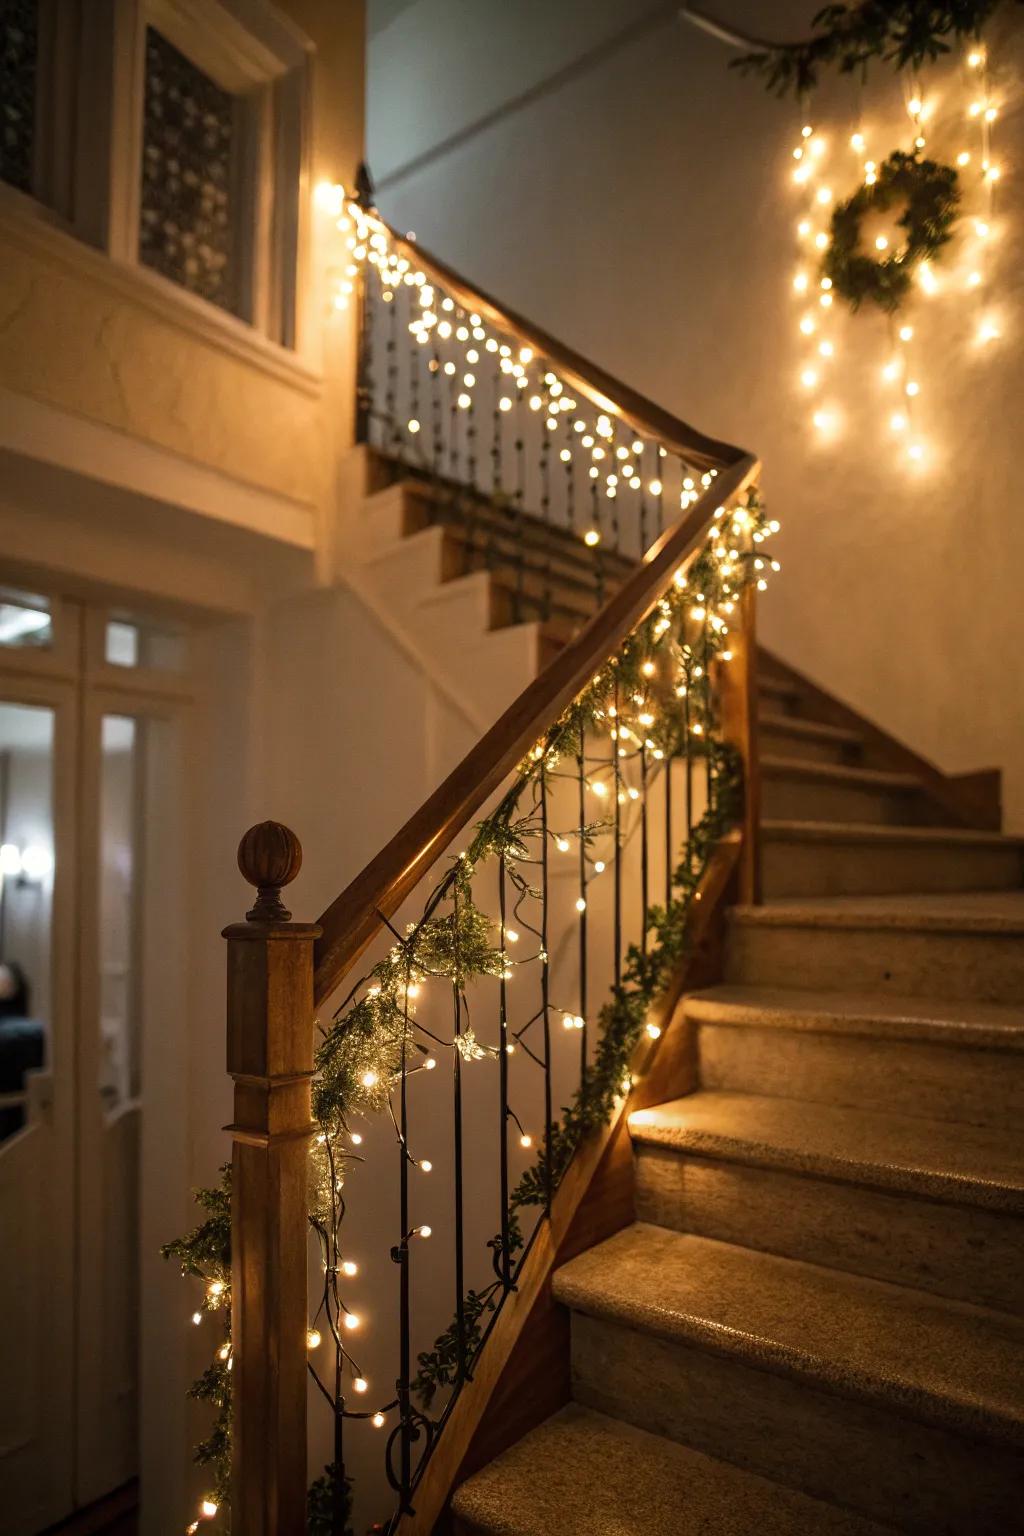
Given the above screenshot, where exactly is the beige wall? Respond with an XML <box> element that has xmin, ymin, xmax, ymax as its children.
<box><xmin>0</xmin><ymin>0</ymin><xmax>366</xmax><ymax>560</ymax></box>
<box><xmin>367</xmin><ymin>0</ymin><xmax>1024</xmax><ymax>829</ymax></box>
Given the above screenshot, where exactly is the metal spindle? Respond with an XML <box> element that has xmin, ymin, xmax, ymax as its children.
<box><xmin>397</xmin><ymin>977</ymin><xmax>412</xmax><ymax>1508</ymax></box>
<box><xmin>577</xmin><ymin>718</ymin><xmax>588</xmax><ymax>1081</ymax></box>
<box><xmin>540</xmin><ymin>764</ymin><xmax>553</xmax><ymax>1214</ymax></box>
<box><xmin>385</xmin><ymin>288</ymin><xmax>399</xmax><ymax>457</ymax></box>
<box><xmin>513</xmin><ymin>392</ymin><xmax>526</xmax><ymax>620</ymax></box>
<box><xmin>540</xmin><ymin>407</ymin><xmax>553</xmax><ymax>621</ymax></box>
<box><xmin>613</xmin><ymin>676</ymin><xmax>622</xmax><ymax>990</ymax></box>
<box><xmin>498</xmin><ymin>855</ymin><xmax>512</xmax><ymax>1291</ymax></box>
<box><xmin>451</xmin><ymin>885</ymin><xmax>467</xmax><ymax>1384</ymax></box>
<box><xmin>640</xmin><ymin>741</ymin><xmax>649</xmax><ymax>958</ymax></box>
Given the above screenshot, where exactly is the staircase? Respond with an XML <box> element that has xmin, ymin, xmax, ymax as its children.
<box><xmin>450</xmin><ymin>658</ymin><xmax>1024</xmax><ymax>1534</ymax></box>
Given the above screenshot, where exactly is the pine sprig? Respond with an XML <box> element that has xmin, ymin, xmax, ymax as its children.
<box><xmin>732</xmin><ymin>1</ymin><xmax>1008</xmax><ymax>98</ymax></box>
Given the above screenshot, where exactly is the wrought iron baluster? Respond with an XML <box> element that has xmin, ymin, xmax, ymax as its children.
<box><xmin>540</xmin><ymin>403</ymin><xmax>553</xmax><ymax>621</ymax></box>
<box><xmin>540</xmin><ymin>763</ymin><xmax>553</xmax><ymax>1214</ymax></box>
<box><xmin>385</xmin><ymin>286</ymin><xmax>399</xmax><ymax>458</ymax></box>
<box><xmin>613</xmin><ymin>676</ymin><xmax>623</xmax><ymax>991</ymax></box>
<box><xmin>576</xmin><ymin>718</ymin><xmax>588</xmax><ymax>1081</ymax></box>
<box><xmin>498</xmin><ymin>855</ymin><xmax>512</xmax><ymax>1292</ymax></box>
<box><xmin>640</xmin><ymin>739</ymin><xmax>650</xmax><ymax>961</ymax></box>
<box><xmin>451</xmin><ymin>884</ymin><xmax>467</xmax><ymax>1384</ymax></box>
<box><xmin>513</xmin><ymin>390</ymin><xmax>526</xmax><ymax>621</ymax></box>
<box><xmin>396</xmin><ymin>976</ymin><xmax>413</xmax><ymax>1511</ymax></box>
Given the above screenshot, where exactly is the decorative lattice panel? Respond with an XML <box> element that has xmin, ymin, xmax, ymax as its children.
<box><xmin>139</xmin><ymin>27</ymin><xmax>236</xmax><ymax>311</ymax></box>
<box><xmin>1</xmin><ymin>0</ymin><xmax>38</xmax><ymax>194</ymax></box>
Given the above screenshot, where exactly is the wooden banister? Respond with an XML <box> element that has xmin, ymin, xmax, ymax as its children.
<box><xmin>358</xmin><ymin>208</ymin><xmax>746</xmax><ymax>477</ymax></box>
<box><xmin>313</xmin><ymin>451</ymin><xmax>760</xmax><ymax>1007</ymax></box>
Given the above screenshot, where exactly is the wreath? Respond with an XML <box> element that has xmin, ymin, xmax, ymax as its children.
<box><xmin>822</xmin><ymin>150</ymin><xmax>960</xmax><ymax>312</ymax></box>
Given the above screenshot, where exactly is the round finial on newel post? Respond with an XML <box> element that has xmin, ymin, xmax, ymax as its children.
<box><xmin>237</xmin><ymin>821</ymin><xmax>302</xmax><ymax>922</ymax></box>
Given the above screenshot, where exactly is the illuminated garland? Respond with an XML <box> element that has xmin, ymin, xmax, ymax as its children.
<box><xmin>164</xmin><ymin>488</ymin><xmax>778</xmax><ymax>1530</ymax></box>
<box><xmin>788</xmin><ymin>37</ymin><xmax>1005</xmax><ymax>464</ymax></box>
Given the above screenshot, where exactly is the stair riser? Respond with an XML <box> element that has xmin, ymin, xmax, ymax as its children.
<box><xmin>570</xmin><ymin>1313</ymin><xmax>1023</xmax><ymax>1536</ymax></box>
<box><xmin>634</xmin><ymin>1145</ymin><xmax>1024</xmax><ymax>1313</ymax></box>
<box><xmin>761</xmin><ymin>777</ymin><xmax>926</xmax><ymax>826</ymax></box>
<box><xmin>762</xmin><ymin>837</ymin><xmax>1022</xmax><ymax>899</ymax></box>
<box><xmin>726</xmin><ymin>921</ymin><xmax>1024</xmax><ymax>1005</ymax></box>
<box><xmin>697</xmin><ymin>1022</ymin><xmax>1024</xmax><ymax>1130</ymax></box>
<box><xmin>758</xmin><ymin>726</ymin><xmax>860</xmax><ymax>768</ymax></box>
<box><xmin>759</xmin><ymin>683</ymin><xmax>800</xmax><ymax>716</ymax></box>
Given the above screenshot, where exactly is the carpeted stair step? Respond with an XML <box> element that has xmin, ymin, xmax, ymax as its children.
<box><xmin>631</xmin><ymin>1091</ymin><xmax>1024</xmax><ymax>1313</ymax></box>
<box><xmin>687</xmin><ymin>984</ymin><xmax>1024</xmax><ymax>1128</ymax></box>
<box><xmin>758</xmin><ymin>711</ymin><xmax>866</xmax><ymax>767</ymax></box>
<box><xmin>760</xmin><ymin>820</ymin><xmax>1024</xmax><ymax>898</ymax></box>
<box><xmin>553</xmin><ymin>1224</ymin><xmax>1024</xmax><ymax>1535</ymax></box>
<box><xmin>451</xmin><ymin>1403</ymin><xmax>895</xmax><ymax>1536</ymax></box>
<box><xmin>725</xmin><ymin>892</ymin><xmax>1024</xmax><ymax>1004</ymax></box>
<box><xmin>760</xmin><ymin>757</ymin><xmax>935</xmax><ymax>827</ymax></box>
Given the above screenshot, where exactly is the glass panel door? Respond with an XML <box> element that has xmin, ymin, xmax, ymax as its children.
<box><xmin>0</xmin><ymin>681</ymin><xmax>77</xmax><ymax>1536</ymax></box>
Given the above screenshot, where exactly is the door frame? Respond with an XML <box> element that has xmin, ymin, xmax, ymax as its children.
<box><xmin>0</xmin><ymin>590</ymin><xmax>196</xmax><ymax>1526</ymax></box>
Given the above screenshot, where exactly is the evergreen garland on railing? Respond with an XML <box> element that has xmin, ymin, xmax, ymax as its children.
<box><xmin>733</xmin><ymin>1</ymin><xmax>1013</xmax><ymax>97</ymax></box>
<box><xmin>164</xmin><ymin>489</ymin><xmax>777</xmax><ymax>1531</ymax></box>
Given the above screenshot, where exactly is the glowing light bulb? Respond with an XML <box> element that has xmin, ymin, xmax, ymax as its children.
<box><xmin>957</xmin><ymin>151</ymin><xmax>970</xmax><ymax>167</ymax></box>
<box><xmin>361</xmin><ymin>1070</ymin><xmax>378</xmax><ymax>1089</ymax></box>
<box><xmin>850</xmin><ymin>132</ymin><xmax>865</xmax><ymax>151</ymax></box>
<box><xmin>977</xmin><ymin>320</ymin><xmax>1000</xmax><ymax>343</ymax></box>
<box><xmin>905</xmin><ymin>380</ymin><xmax>920</xmax><ymax>397</ymax></box>
<box><xmin>342</xmin><ymin>1260</ymin><xmax>358</xmax><ymax>1276</ymax></box>
<box><xmin>899</xmin><ymin>325</ymin><xmax>914</xmax><ymax>342</ymax></box>
<box><xmin>645</xmin><ymin>1022</ymin><xmax>662</xmax><ymax>1040</ymax></box>
<box><xmin>424</xmin><ymin>1058</ymin><xmax>436</xmax><ymax>1071</ymax></box>
<box><xmin>407</xmin><ymin>419</ymin><xmax>420</xmax><ymax>434</ymax></box>
<box><xmin>908</xmin><ymin>97</ymin><xmax>922</xmax><ymax>116</ymax></box>
<box><xmin>814</xmin><ymin>231</ymin><xmax>829</xmax><ymax>250</ymax></box>
<box><xmin>816</xmin><ymin>186</ymin><xmax>832</xmax><ymax>204</ymax></box>
<box><xmin>575</xmin><ymin>897</ymin><xmax>587</xmax><ymax>913</ymax></box>
<box><xmin>594</xmin><ymin>860</ymin><xmax>605</xmax><ymax>874</ymax></box>
<box><xmin>519</xmin><ymin>1133</ymin><xmax>532</xmax><ymax>1149</ymax></box>
<box><xmin>353</xmin><ymin>1377</ymin><xmax>368</xmax><ymax>1393</ymax></box>
<box><xmin>875</xmin><ymin>235</ymin><xmax>889</xmax><ymax>251</ymax></box>
<box><xmin>799</xmin><ymin>316</ymin><xmax>816</xmax><ymax>335</ymax></box>
<box><xmin>192</xmin><ymin>1311</ymin><xmax>203</xmax><ymax>1326</ymax></box>
<box><xmin>200</xmin><ymin>1501</ymin><xmax>218</xmax><ymax>1520</ymax></box>
<box><xmin>793</xmin><ymin>272</ymin><xmax>808</xmax><ymax>293</ymax></box>
<box><xmin>208</xmin><ymin>1280</ymin><xmax>225</xmax><ymax>1298</ymax></box>
<box><xmin>416</xmin><ymin>1225</ymin><xmax>432</xmax><ymax>1238</ymax></box>
<box><xmin>306</xmin><ymin>1329</ymin><xmax>321</xmax><ymax>1349</ymax></box>
<box><xmin>907</xmin><ymin>443</ymin><xmax>925</xmax><ymax>462</ymax></box>
<box><xmin>800</xmin><ymin>368</ymin><xmax>818</xmax><ymax>389</ymax></box>
<box><xmin>818</xmin><ymin>340</ymin><xmax>834</xmax><ymax>358</ymax></box>
<box><xmin>583</xmin><ymin>529</ymin><xmax>601</xmax><ymax>547</ymax></box>
<box><xmin>967</xmin><ymin>271</ymin><xmax>982</xmax><ymax>288</ymax></box>
<box><xmin>890</xmin><ymin>412</ymin><xmax>907</xmax><ymax>432</ymax></box>
<box><xmin>420</xmin><ymin>1159</ymin><xmax>432</xmax><ymax>1173</ymax></box>
<box><xmin>556</xmin><ymin>837</ymin><xmax>570</xmax><ymax>853</ymax></box>
<box><xmin>968</xmin><ymin>49</ymin><xmax>984</xmax><ymax>67</ymax></box>
<box><xmin>350</xmin><ymin>1132</ymin><xmax>363</xmax><ymax>1145</ymax></box>
<box><xmin>882</xmin><ymin>360</ymin><xmax>899</xmax><ymax>381</ymax></box>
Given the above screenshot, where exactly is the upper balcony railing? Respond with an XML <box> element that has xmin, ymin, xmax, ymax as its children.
<box><xmin>168</xmin><ymin>170</ymin><xmax>775</xmax><ymax>1536</ymax></box>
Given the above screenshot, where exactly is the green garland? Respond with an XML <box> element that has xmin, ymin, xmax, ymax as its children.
<box><xmin>822</xmin><ymin>150</ymin><xmax>960</xmax><ymax>312</ymax></box>
<box><xmin>733</xmin><ymin>2</ymin><xmax>1010</xmax><ymax>98</ymax></box>
<box><xmin>164</xmin><ymin>490</ymin><xmax>776</xmax><ymax>1529</ymax></box>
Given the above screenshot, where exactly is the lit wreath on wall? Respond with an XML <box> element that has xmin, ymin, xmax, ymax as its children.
<box><xmin>822</xmin><ymin>149</ymin><xmax>961</xmax><ymax>312</ymax></box>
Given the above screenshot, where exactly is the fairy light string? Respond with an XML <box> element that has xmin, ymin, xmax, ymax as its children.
<box><xmin>165</xmin><ymin>185</ymin><xmax>782</xmax><ymax>1535</ymax></box>
<box><xmin>789</xmin><ymin>30</ymin><xmax>1006</xmax><ymax>468</ymax></box>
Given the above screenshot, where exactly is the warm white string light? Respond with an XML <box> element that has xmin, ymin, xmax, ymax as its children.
<box><xmin>787</xmin><ymin>36</ymin><xmax>1006</xmax><ymax>469</ymax></box>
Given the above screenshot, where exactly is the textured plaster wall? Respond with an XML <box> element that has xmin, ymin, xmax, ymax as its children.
<box><xmin>367</xmin><ymin>0</ymin><xmax>1024</xmax><ymax>829</ymax></box>
<box><xmin>0</xmin><ymin>228</ymin><xmax>330</xmax><ymax>513</ymax></box>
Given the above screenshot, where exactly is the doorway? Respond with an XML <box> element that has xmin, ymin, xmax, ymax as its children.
<box><xmin>0</xmin><ymin>587</ymin><xmax>192</xmax><ymax>1535</ymax></box>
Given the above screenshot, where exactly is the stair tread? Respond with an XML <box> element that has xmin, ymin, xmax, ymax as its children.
<box><xmin>762</xmin><ymin>818</ymin><xmax>1022</xmax><ymax>847</ymax></box>
<box><xmin>554</xmin><ymin>1225</ymin><xmax>1024</xmax><ymax>1445</ymax></box>
<box><xmin>758</xmin><ymin>712</ymin><xmax>863</xmax><ymax>747</ymax></box>
<box><xmin>686</xmin><ymin>984</ymin><xmax>1024</xmax><ymax>1048</ymax></box>
<box><xmin>628</xmin><ymin>1090</ymin><xmax>1024</xmax><ymax>1210</ymax></box>
<box><xmin>732</xmin><ymin>889</ymin><xmax>1024</xmax><ymax>933</ymax></box>
<box><xmin>452</xmin><ymin>1403</ymin><xmax>894</xmax><ymax>1536</ymax></box>
<box><xmin>760</xmin><ymin>757</ymin><xmax>922</xmax><ymax>792</ymax></box>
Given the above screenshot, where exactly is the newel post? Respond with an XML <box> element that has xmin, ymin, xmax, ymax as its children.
<box><xmin>224</xmin><ymin>822</ymin><xmax>322</xmax><ymax>1536</ymax></box>
<box><xmin>719</xmin><ymin>585</ymin><xmax>763</xmax><ymax>904</ymax></box>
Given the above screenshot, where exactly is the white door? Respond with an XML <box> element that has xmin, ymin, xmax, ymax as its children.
<box><xmin>0</xmin><ymin>592</ymin><xmax>191</xmax><ymax>1532</ymax></box>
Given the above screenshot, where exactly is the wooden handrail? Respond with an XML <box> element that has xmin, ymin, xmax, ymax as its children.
<box><xmin>313</xmin><ymin>450</ymin><xmax>760</xmax><ymax>1006</ymax></box>
<box><xmin>360</xmin><ymin>208</ymin><xmax>746</xmax><ymax>477</ymax></box>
